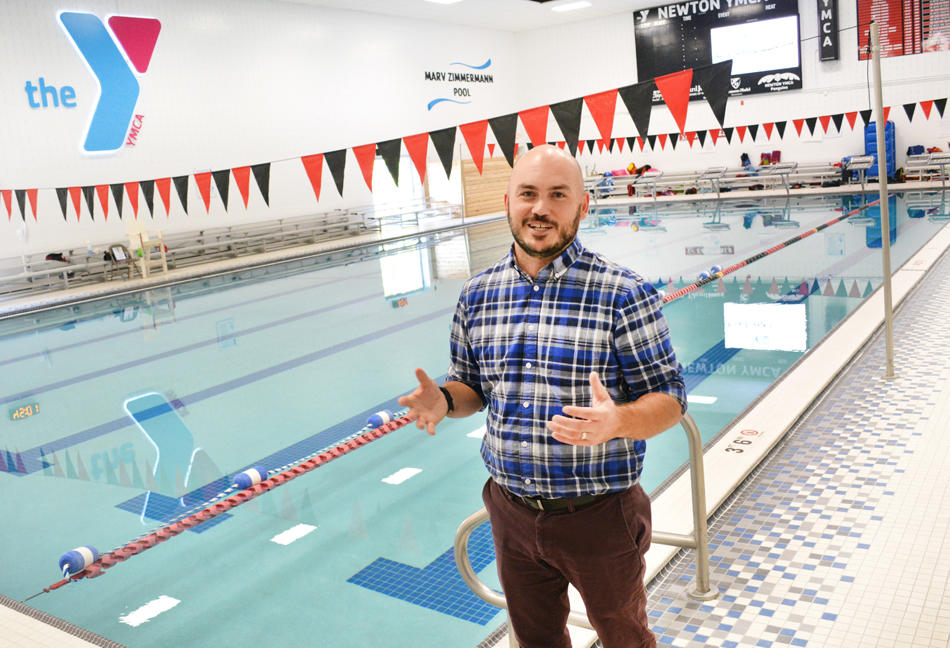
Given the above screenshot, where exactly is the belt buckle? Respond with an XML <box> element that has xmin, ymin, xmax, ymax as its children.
<box><xmin>535</xmin><ymin>498</ymin><xmax>544</xmax><ymax>511</ymax></box>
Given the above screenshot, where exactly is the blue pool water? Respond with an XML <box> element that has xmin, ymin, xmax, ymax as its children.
<box><xmin>0</xmin><ymin>191</ymin><xmax>945</xmax><ymax>646</ymax></box>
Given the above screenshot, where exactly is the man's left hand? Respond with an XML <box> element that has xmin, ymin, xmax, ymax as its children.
<box><xmin>548</xmin><ymin>371</ymin><xmax>621</xmax><ymax>446</ymax></box>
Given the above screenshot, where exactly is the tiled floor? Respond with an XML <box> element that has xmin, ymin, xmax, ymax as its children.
<box><xmin>643</xmin><ymin>247</ymin><xmax>950</xmax><ymax>647</ymax></box>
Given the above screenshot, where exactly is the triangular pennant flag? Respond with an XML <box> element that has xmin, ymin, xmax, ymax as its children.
<box><xmin>518</xmin><ymin>105</ymin><xmax>549</xmax><ymax>147</ymax></box>
<box><xmin>488</xmin><ymin>142</ymin><xmax>496</xmax><ymax>157</ymax></box>
<box><xmin>488</xmin><ymin>113</ymin><xmax>518</xmax><ymax>167</ymax></box>
<box><xmin>195</xmin><ymin>172</ymin><xmax>212</xmax><ymax>213</ymax></box>
<box><xmin>723</xmin><ymin>126</ymin><xmax>734</xmax><ymax>143</ymax></box>
<box><xmin>935</xmin><ymin>98</ymin><xmax>947</xmax><ymax>118</ymax></box>
<box><xmin>883</xmin><ymin>106</ymin><xmax>891</xmax><ymax>123</ymax></box>
<box><xmin>669</xmin><ymin>132</ymin><xmax>679</xmax><ymax>148</ymax></box>
<box><xmin>860</xmin><ymin>109</ymin><xmax>872</xmax><ymax>126</ymax></box>
<box><xmin>301</xmin><ymin>154</ymin><xmax>323</xmax><ymax>202</ymax></box>
<box><xmin>430</xmin><ymin>126</ymin><xmax>457</xmax><ymax>179</ymax></box>
<box><xmin>684</xmin><ymin>131</ymin><xmax>695</xmax><ymax>147</ymax></box>
<box><xmin>157</xmin><ymin>178</ymin><xmax>173</xmax><ymax>216</ymax></box>
<box><xmin>556</xmin><ymin>141</ymin><xmax>566</xmax><ymax>150</ymax></box>
<box><xmin>584</xmin><ymin>89</ymin><xmax>619</xmax><ymax>143</ymax></box>
<box><xmin>459</xmin><ymin>120</ymin><xmax>488</xmax><ymax>174</ymax></box>
<box><xmin>920</xmin><ymin>100</ymin><xmax>934</xmax><ymax>119</ymax></box>
<box><xmin>15</xmin><ymin>190</ymin><xmax>27</xmax><ymax>222</ymax></box>
<box><xmin>646</xmin><ymin>134</ymin><xmax>656</xmax><ymax>149</ymax></box>
<box><xmin>819</xmin><ymin>115</ymin><xmax>831</xmax><ymax>133</ymax></box>
<box><xmin>658</xmin><ymin>133</ymin><xmax>668</xmax><ymax>149</ymax></box>
<box><xmin>845</xmin><ymin>112</ymin><xmax>858</xmax><ymax>129</ymax></box>
<box><xmin>124</xmin><ymin>181</ymin><xmax>139</xmax><ymax>217</ymax></box>
<box><xmin>804</xmin><ymin>117</ymin><xmax>818</xmax><ymax>135</ymax></box>
<box><xmin>618</xmin><ymin>80</ymin><xmax>655</xmax><ymax>138</ymax></box>
<box><xmin>403</xmin><ymin>132</ymin><xmax>430</xmax><ymax>185</ymax></box>
<box><xmin>352</xmin><ymin>143</ymin><xmax>376</xmax><ymax>191</ymax></box>
<box><xmin>693</xmin><ymin>60</ymin><xmax>732</xmax><ymax>127</ymax></box>
<box><xmin>1</xmin><ymin>190</ymin><xmax>12</xmax><ymax>220</ymax></box>
<box><xmin>626</xmin><ymin>136</ymin><xmax>636</xmax><ymax>151</ymax></box>
<box><xmin>377</xmin><ymin>138</ymin><xmax>402</xmax><ymax>185</ymax></box>
<box><xmin>26</xmin><ymin>189</ymin><xmax>37</xmax><ymax>221</ymax></box>
<box><xmin>775</xmin><ymin>121</ymin><xmax>787</xmax><ymax>138</ymax></box>
<box><xmin>172</xmin><ymin>175</ymin><xmax>188</xmax><ymax>215</ymax></box>
<box><xmin>587</xmin><ymin>139</ymin><xmax>597</xmax><ymax>153</ymax></box>
<box><xmin>325</xmin><ymin>149</ymin><xmax>347</xmax><ymax>197</ymax></box>
<box><xmin>140</xmin><ymin>180</ymin><xmax>155</xmax><ymax>217</ymax></box>
<box><xmin>654</xmin><ymin>68</ymin><xmax>693</xmax><ymax>134</ymax></box>
<box><xmin>212</xmin><ymin>170</ymin><xmax>230</xmax><ymax>209</ymax></box>
<box><xmin>107</xmin><ymin>16</ymin><xmax>161</xmax><ymax>73</ymax></box>
<box><xmin>831</xmin><ymin>113</ymin><xmax>844</xmax><ymax>132</ymax></box>
<box><xmin>110</xmin><ymin>183</ymin><xmax>124</xmax><ymax>219</ymax></box>
<box><xmin>748</xmin><ymin>124</ymin><xmax>758</xmax><ymax>141</ymax></box>
<box><xmin>793</xmin><ymin>119</ymin><xmax>805</xmax><ymax>136</ymax></box>
<box><xmin>232</xmin><ymin>166</ymin><xmax>251</xmax><ymax>208</ymax></box>
<box><xmin>81</xmin><ymin>186</ymin><xmax>95</xmax><ymax>220</ymax></box>
<box><xmin>696</xmin><ymin>130</ymin><xmax>707</xmax><ymax>147</ymax></box>
<box><xmin>597</xmin><ymin>139</ymin><xmax>605</xmax><ymax>153</ymax></box>
<box><xmin>762</xmin><ymin>122</ymin><xmax>774</xmax><ymax>139</ymax></box>
<box><xmin>709</xmin><ymin>129</ymin><xmax>720</xmax><ymax>145</ymax></box>
<box><xmin>56</xmin><ymin>188</ymin><xmax>68</xmax><ymax>221</ymax></box>
<box><xmin>735</xmin><ymin>125</ymin><xmax>747</xmax><ymax>142</ymax></box>
<box><xmin>607</xmin><ymin>137</ymin><xmax>615</xmax><ymax>152</ymax></box>
<box><xmin>95</xmin><ymin>184</ymin><xmax>110</xmax><ymax>220</ymax></box>
<box><xmin>903</xmin><ymin>102</ymin><xmax>916</xmax><ymax>122</ymax></box>
<box><xmin>615</xmin><ymin>137</ymin><xmax>625</xmax><ymax>152</ymax></box>
<box><xmin>251</xmin><ymin>163</ymin><xmax>270</xmax><ymax>206</ymax></box>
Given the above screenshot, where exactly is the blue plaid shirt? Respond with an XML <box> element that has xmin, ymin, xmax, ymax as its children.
<box><xmin>448</xmin><ymin>238</ymin><xmax>686</xmax><ymax>498</ymax></box>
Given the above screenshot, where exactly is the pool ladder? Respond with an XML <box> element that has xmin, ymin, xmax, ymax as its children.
<box><xmin>453</xmin><ymin>412</ymin><xmax>716</xmax><ymax>647</ymax></box>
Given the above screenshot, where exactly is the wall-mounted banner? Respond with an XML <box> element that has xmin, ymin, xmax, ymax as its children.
<box><xmin>55</xmin><ymin>11</ymin><xmax>161</xmax><ymax>154</ymax></box>
<box><xmin>634</xmin><ymin>0</ymin><xmax>802</xmax><ymax>101</ymax></box>
<box><xmin>818</xmin><ymin>0</ymin><xmax>839</xmax><ymax>60</ymax></box>
<box><xmin>424</xmin><ymin>58</ymin><xmax>494</xmax><ymax>110</ymax></box>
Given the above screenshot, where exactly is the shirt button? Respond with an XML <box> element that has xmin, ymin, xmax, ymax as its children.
<box><xmin>524</xmin><ymin>478</ymin><xmax>532</xmax><ymax>485</ymax></box>
<box><xmin>523</xmin><ymin>401</ymin><xmax>530</xmax><ymax>408</ymax></box>
<box><xmin>533</xmin><ymin>285</ymin><xmax>540</xmax><ymax>292</ymax></box>
<box><xmin>525</xmin><ymin>362</ymin><xmax>532</xmax><ymax>369</ymax></box>
<box><xmin>521</xmin><ymin>441</ymin><xmax>528</xmax><ymax>447</ymax></box>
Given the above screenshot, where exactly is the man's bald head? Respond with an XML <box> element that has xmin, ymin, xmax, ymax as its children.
<box><xmin>507</xmin><ymin>144</ymin><xmax>585</xmax><ymax>197</ymax></box>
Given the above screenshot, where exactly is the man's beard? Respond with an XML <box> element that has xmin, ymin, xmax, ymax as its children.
<box><xmin>508</xmin><ymin>204</ymin><xmax>584</xmax><ymax>260</ymax></box>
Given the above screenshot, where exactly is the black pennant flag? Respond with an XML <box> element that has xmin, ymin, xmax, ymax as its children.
<box><xmin>488</xmin><ymin>113</ymin><xmax>519</xmax><ymax>167</ymax></box>
<box><xmin>669</xmin><ymin>133</ymin><xmax>679</xmax><ymax>149</ymax></box>
<box><xmin>608</xmin><ymin>138</ymin><xmax>615</xmax><ymax>152</ymax></box>
<box><xmin>646</xmin><ymin>134</ymin><xmax>657</xmax><ymax>150</ymax></box>
<box><xmin>430</xmin><ymin>126</ymin><xmax>457</xmax><ymax>179</ymax></box>
<box><xmin>324</xmin><ymin>149</ymin><xmax>346</xmax><ymax>197</ymax></box>
<box><xmin>693</xmin><ymin>60</ymin><xmax>732</xmax><ymax>128</ymax></box>
<box><xmin>696</xmin><ymin>130</ymin><xmax>707</xmax><ymax>147</ymax></box>
<box><xmin>626</xmin><ymin>136</ymin><xmax>637</xmax><ymax>151</ymax></box>
<box><xmin>935</xmin><ymin>98</ymin><xmax>947</xmax><ymax>118</ymax></box>
<box><xmin>804</xmin><ymin>117</ymin><xmax>818</xmax><ymax>135</ymax></box>
<box><xmin>251</xmin><ymin>163</ymin><xmax>271</xmax><ymax>205</ymax></box>
<box><xmin>110</xmin><ymin>183</ymin><xmax>124</xmax><ymax>219</ymax></box>
<box><xmin>831</xmin><ymin>113</ymin><xmax>844</xmax><ymax>132</ymax></box>
<box><xmin>173</xmin><ymin>176</ymin><xmax>189</xmax><ymax>214</ymax></box>
<box><xmin>723</xmin><ymin>127</ymin><xmax>734</xmax><ymax>143</ymax></box>
<box><xmin>56</xmin><ymin>188</ymin><xmax>68</xmax><ymax>221</ymax></box>
<box><xmin>377</xmin><ymin>138</ymin><xmax>402</xmax><ymax>185</ymax></box>
<box><xmin>140</xmin><ymin>180</ymin><xmax>155</xmax><ymax>217</ymax></box>
<box><xmin>212</xmin><ymin>170</ymin><xmax>230</xmax><ymax>209</ymax></box>
<box><xmin>550</xmin><ymin>97</ymin><xmax>583</xmax><ymax>156</ymax></box>
<box><xmin>82</xmin><ymin>185</ymin><xmax>95</xmax><ymax>220</ymax></box>
<box><xmin>859</xmin><ymin>109</ymin><xmax>873</xmax><ymax>126</ymax></box>
<box><xmin>15</xmin><ymin>190</ymin><xmax>26</xmax><ymax>222</ymax></box>
<box><xmin>903</xmin><ymin>102</ymin><xmax>916</xmax><ymax>122</ymax></box>
<box><xmin>587</xmin><ymin>139</ymin><xmax>597</xmax><ymax>153</ymax></box>
<box><xmin>618</xmin><ymin>80</ymin><xmax>654</xmax><ymax>138</ymax></box>
<box><xmin>775</xmin><ymin>120</ymin><xmax>787</xmax><ymax>138</ymax></box>
<box><xmin>748</xmin><ymin>124</ymin><xmax>759</xmax><ymax>141</ymax></box>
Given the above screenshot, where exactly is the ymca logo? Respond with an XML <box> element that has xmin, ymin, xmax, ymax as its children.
<box><xmin>56</xmin><ymin>12</ymin><xmax>161</xmax><ymax>153</ymax></box>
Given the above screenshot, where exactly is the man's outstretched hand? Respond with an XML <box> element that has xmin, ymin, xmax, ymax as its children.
<box><xmin>398</xmin><ymin>368</ymin><xmax>448</xmax><ymax>435</ymax></box>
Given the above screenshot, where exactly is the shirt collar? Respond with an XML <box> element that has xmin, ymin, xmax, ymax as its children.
<box><xmin>507</xmin><ymin>237</ymin><xmax>584</xmax><ymax>282</ymax></box>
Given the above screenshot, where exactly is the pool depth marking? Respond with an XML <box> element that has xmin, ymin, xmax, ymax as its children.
<box><xmin>118</xmin><ymin>595</ymin><xmax>180</xmax><ymax>627</ymax></box>
<box><xmin>270</xmin><ymin>523</ymin><xmax>317</xmax><ymax>545</ymax></box>
<box><xmin>381</xmin><ymin>467</ymin><xmax>422</xmax><ymax>485</ymax></box>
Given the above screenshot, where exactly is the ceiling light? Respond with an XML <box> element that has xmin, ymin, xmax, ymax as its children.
<box><xmin>552</xmin><ymin>1</ymin><xmax>592</xmax><ymax>11</ymax></box>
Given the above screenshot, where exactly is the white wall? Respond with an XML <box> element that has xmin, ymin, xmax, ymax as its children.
<box><xmin>1</xmin><ymin>0</ymin><xmax>948</xmax><ymax>258</ymax></box>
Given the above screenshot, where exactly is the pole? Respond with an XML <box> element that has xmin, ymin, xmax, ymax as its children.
<box><xmin>869</xmin><ymin>21</ymin><xmax>896</xmax><ymax>379</ymax></box>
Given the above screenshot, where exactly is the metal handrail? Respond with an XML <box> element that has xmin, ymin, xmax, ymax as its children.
<box><xmin>453</xmin><ymin>412</ymin><xmax>717</xmax><ymax>640</ymax></box>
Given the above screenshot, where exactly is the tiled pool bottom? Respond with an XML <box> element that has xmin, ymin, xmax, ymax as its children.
<box><xmin>641</xmin><ymin>249</ymin><xmax>950</xmax><ymax>648</ymax></box>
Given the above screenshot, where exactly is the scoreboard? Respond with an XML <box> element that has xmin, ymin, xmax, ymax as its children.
<box><xmin>858</xmin><ymin>0</ymin><xmax>950</xmax><ymax>59</ymax></box>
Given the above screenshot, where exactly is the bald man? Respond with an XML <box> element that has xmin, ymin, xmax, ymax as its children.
<box><xmin>399</xmin><ymin>145</ymin><xmax>685</xmax><ymax>648</ymax></box>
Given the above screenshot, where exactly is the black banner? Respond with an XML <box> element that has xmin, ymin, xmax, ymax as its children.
<box><xmin>633</xmin><ymin>0</ymin><xmax>802</xmax><ymax>100</ymax></box>
<box><xmin>818</xmin><ymin>0</ymin><xmax>839</xmax><ymax>61</ymax></box>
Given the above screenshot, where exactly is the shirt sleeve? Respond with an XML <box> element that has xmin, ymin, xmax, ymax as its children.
<box><xmin>446</xmin><ymin>293</ymin><xmax>487</xmax><ymax>408</ymax></box>
<box><xmin>613</xmin><ymin>280</ymin><xmax>687</xmax><ymax>413</ymax></box>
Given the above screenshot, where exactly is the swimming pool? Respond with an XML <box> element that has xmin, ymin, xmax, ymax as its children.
<box><xmin>0</xmin><ymin>191</ymin><xmax>945</xmax><ymax>647</ymax></box>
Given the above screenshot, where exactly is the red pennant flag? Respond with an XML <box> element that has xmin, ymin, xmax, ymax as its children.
<box><xmin>95</xmin><ymin>185</ymin><xmax>110</xmax><ymax>221</ymax></box>
<box><xmin>710</xmin><ymin>129</ymin><xmax>720</xmax><ymax>145</ymax></box>
<box><xmin>459</xmin><ymin>120</ymin><xmax>488</xmax><ymax>174</ymax></box>
<box><xmin>920</xmin><ymin>100</ymin><xmax>934</xmax><ymax>119</ymax></box>
<box><xmin>488</xmin><ymin>143</ymin><xmax>496</xmax><ymax>157</ymax></box>
<box><xmin>1</xmin><ymin>190</ymin><xmax>11</xmax><ymax>220</ymax></box>
<box><xmin>584</xmin><ymin>89</ymin><xmax>619</xmax><ymax>143</ymax></box>
<box><xmin>26</xmin><ymin>189</ymin><xmax>38</xmax><ymax>221</ymax></box>
<box><xmin>657</xmin><ymin>133</ymin><xmax>668</xmax><ymax>149</ymax></box>
<box><xmin>793</xmin><ymin>119</ymin><xmax>805</xmax><ymax>136</ymax></box>
<box><xmin>68</xmin><ymin>187</ymin><xmax>81</xmax><ymax>221</ymax></box>
<box><xmin>845</xmin><ymin>111</ymin><xmax>858</xmax><ymax>129</ymax></box>
<box><xmin>685</xmin><ymin>131</ymin><xmax>696</xmax><ymax>147</ymax></box>
<box><xmin>637</xmin><ymin>136</ymin><xmax>644</xmax><ymax>151</ymax></box>
<box><xmin>403</xmin><ymin>133</ymin><xmax>429</xmax><ymax>185</ymax></box>
<box><xmin>124</xmin><ymin>182</ymin><xmax>139</xmax><ymax>218</ymax></box>
<box><xmin>615</xmin><ymin>137</ymin><xmax>625</xmax><ymax>152</ymax></box>
<box><xmin>232</xmin><ymin>166</ymin><xmax>251</xmax><ymax>208</ymax></box>
<box><xmin>194</xmin><ymin>172</ymin><xmax>212</xmax><ymax>213</ymax></box>
<box><xmin>518</xmin><ymin>106</ymin><xmax>549</xmax><ymax>147</ymax></box>
<box><xmin>352</xmin><ymin>143</ymin><xmax>376</xmax><ymax>191</ymax></box>
<box><xmin>883</xmin><ymin>106</ymin><xmax>891</xmax><ymax>122</ymax></box>
<box><xmin>819</xmin><ymin>115</ymin><xmax>832</xmax><ymax>133</ymax></box>
<box><xmin>597</xmin><ymin>139</ymin><xmax>605</xmax><ymax>153</ymax></box>
<box><xmin>155</xmin><ymin>177</ymin><xmax>172</xmax><ymax>217</ymax></box>
<box><xmin>654</xmin><ymin>68</ymin><xmax>693</xmax><ymax>135</ymax></box>
<box><xmin>763</xmin><ymin>123</ymin><xmax>774</xmax><ymax>139</ymax></box>
<box><xmin>301</xmin><ymin>154</ymin><xmax>324</xmax><ymax>202</ymax></box>
<box><xmin>557</xmin><ymin>141</ymin><xmax>566</xmax><ymax>150</ymax></box>
<box><xmin>736</xmin><ymin>125</ymin><xmax>747</xmax><ymax>142</ymax></box>
<box><xmin>514</xmin><ymin>143</ymin><xmax>519</xmax><ymax>158</ymax></box>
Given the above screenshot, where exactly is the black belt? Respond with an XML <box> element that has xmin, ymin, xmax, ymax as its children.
<box><xmin>508</xmin><ymin>490</ymin><xmax>608</xmax><ymax>513</ymax></box>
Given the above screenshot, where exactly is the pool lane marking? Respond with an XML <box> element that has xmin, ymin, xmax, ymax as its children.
<box><xmin>118</xmin><ymin>595</ymin><xmax>180</xmax><ymax>627</ymax></box>
<box><xmin>467</xmin><ymin>425</ymin><xmax>486</xmax><ymax>438</ymax></box>
<box><xmin>270</xmin><ymin>523</ymin><xmax>317</xmax><ymax>545</ymax></box>
<box><xmin>687</xmin><ymin>395</ymin><xmax>718</xmax><ymax>405</ymax></box>
<box><xmin>382</xmin><ymin>467</ymin><xmax>422</xmax><ymax>485</ymax></box>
